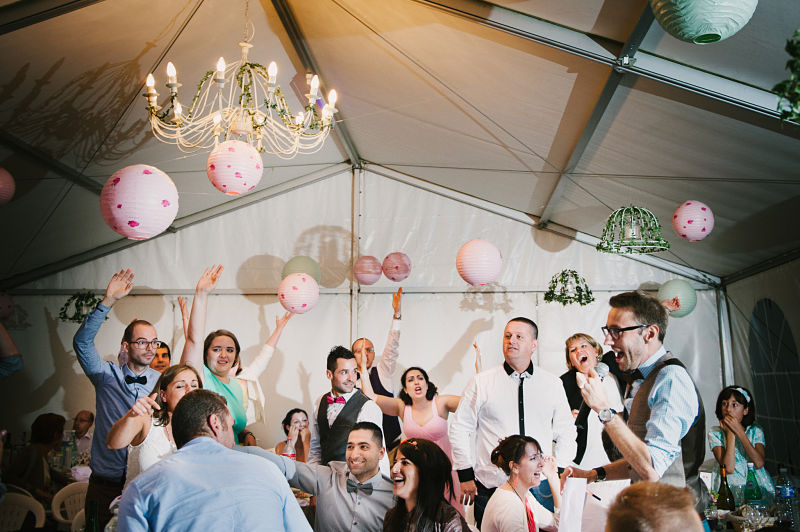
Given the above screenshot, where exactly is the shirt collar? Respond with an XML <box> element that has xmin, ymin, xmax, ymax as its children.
<box><xmin>330</xmin><ymin>389</ymin><xmax>356</xmax><ymax>401</ymax></box>
<box><xmin>503</xmin><ymin>361</ymin><xmax>534</xmax><ymax>378</ymax></box>
<box><xmin>637</xmin><ymin>345</ymin><xmax>667</xmax><ymax>379</ymax></box>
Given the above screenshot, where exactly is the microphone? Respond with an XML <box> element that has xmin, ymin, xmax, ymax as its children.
<box><xmin>596</xmin><ymin>362</ymin><xmax>609</xmax><ymax>381</ymax></box>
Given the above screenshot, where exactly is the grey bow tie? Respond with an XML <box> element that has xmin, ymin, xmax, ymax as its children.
<box><xmin>346</xmin><ymin>478</ymin><xmax>373</xmax><ymax>495</ymax></box>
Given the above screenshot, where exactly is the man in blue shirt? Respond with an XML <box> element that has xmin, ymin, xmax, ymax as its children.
<box><xmin>118</xmin><ymin>389</ymin><xmax>311</xmax><ymax>532</ymax></box>
<box><xmin>570</xmin><ymin>290</ymin><xmax>708</xmax><ymax>514</ymax></box>
<box><xmin>72</xmin><ymin>268</ymin><xmax>161</xmax><ymax>526</ymax></box>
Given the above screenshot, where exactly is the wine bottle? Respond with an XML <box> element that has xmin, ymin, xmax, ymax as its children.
<box><xmin>717</xmin><ymin>464</ymin><xmax>736</xmax><ymax>512</ymax></box>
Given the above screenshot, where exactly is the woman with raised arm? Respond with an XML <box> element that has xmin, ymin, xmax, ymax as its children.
<box><xmin>180</xmin><ymin>265</ymin><xmax>293</xmax><ymax>440</ymax></box>
<box><xmin>106</xmin><ymin>364</ymin><xmax>201</xmax><ymax>487</ymax></box>
<box><xmin>360</xmin><ymin>357</ymin><xmax>463</xmax><ymax>514</ymax></box>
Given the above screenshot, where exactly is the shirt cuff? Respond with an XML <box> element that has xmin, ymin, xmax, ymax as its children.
<box><xmin>457</xmin><ymin>468</ymin><xmax>475</xmax><ymax>483</ymax></box>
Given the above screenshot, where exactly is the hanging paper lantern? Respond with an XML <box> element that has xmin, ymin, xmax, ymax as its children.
<box><xmin>206</xmin><ymin>140</ymin><xmax>263</xmax><ymax>196</ymax></box>
<box><xmin>672</xmin><ymin>200</ymin><xmax>715</xmax><ymax>242</ymax></box>
<box><xmin>382</xmin><ymin>252</ymin><xmax>411</xmax><ymax>282</ymax></box>
<box><xmin>281</xmin><ymin>256</ymin><xmax>322</xmax><ymax>283</ymax></box>
<box><xmin>0</xmin><ymin>293</ymin><xmax>13</xmax><ymax>319</ymax></box>
<box><xmin>354</xmin><ymin>256</ymin><xmax>382</xmax><ymax>285</ymax></box>
<box><xmin>0</xmin><ymin>168</ymin><xmax>15</xmax><ymax>205</ymax></box>
<box><xmin>657</xmin><ymin>279</ymin><xmax>697</xmax><ymax>318</ymax></box>
<box><xmin>456</xmin><ymin>239</ymin><xmax>502</xmax><ymax>286</ymax></box>
<box><xmin>650</xmin><ymin>0</ymin><xmax>758</xmax><ymax>44</ymax></box>
<box><xmin>278</xmin><ymin>273</ymin><xmax>319</xmax><ymax>314</ymax></box>
<box><xmin>100</xmin><ymin>165</ymin><xmax>179</xmax><ymax>240</ymax></box>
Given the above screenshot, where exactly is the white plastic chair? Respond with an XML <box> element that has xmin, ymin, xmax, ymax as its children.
<box><xmin>0</xmin><ymin>492</ymin><xmax>46</xmax><ymax>531</ymax></box>
<box><xmin>70</xmin><ymin>509</ymin><xmax>85</xmax><ymax>532</ymax></box>
<box><xmin>51</xmin><ymin>482</ymin><xmax>89</xmax><ymax>528</ymax></box>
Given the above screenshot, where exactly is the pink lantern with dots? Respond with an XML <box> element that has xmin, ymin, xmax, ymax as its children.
<box><xmin>456</xmin><ymin>239</ymin><xmax>503</xmax><ymax>286</ymax></box>
<box><xmin>0</xmin><ymin>293</ymin><xmax>13</xmax><ymax>319</ymax></box>
<box><xmin>382</xmin><ymin>252</ymin><xmax>411</xmax><ymax>282</ymax></box>
<box><xmin>354</xmin><ymin>256</ymin><xmax>382</xmax><ymax>285</ymax></box>
<box><xmin>672</xmin><ymin>200</ymin><xmax>715</xmax><ymax>242</ymax></box>
<box><xmin>206</xmin><ymin>140</ymin><xmax>263</xmax><ymax>196</ymax></box>
<box><xmin>278</xmin><ymin>273</ymin><xmax>319</xmax><ymax>314</ymax></box>
<box><xmin>0</xmin><ymin>168</ymin><xmax>15</xmax><ymax>205</ymax></box>
<box><xmin>100</xmin><ymin>165</ymin><xmax>179</xmax><ymax>240</ymax></box>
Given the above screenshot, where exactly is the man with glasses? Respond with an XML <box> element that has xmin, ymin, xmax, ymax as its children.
<box><xmin>568</xmin><ymin>290</ymin><xmax>708</xmax><ymax>515</ymax></box>
<box><xmin>73</xmin><ymin>269</ymin><xmax>161</xmax><ymax>526</ymax></box>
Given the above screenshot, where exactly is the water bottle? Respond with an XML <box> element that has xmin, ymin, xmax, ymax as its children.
<box><xmin>70</xmin><ymin>431</ymin><xmax>79</xmax><ymax>467</ymax></box>
<box><xmin>743</xmin><ymin>462</ymin><xmax>763</xmax><ymax>504</ymax></box>
<box><xmin>61</xmin><ymin>430</ymin><xmax>73</xmax><ymax>469</ymax></box>
<box><xmin>775</xmin><ymin>466</ymin><xmax>798</xmax><ymax>529</ymax></box>
<box><xmin>281</xmin><ymin>437</ymin><xmax>296</xmax><ymax>461</ymax></box>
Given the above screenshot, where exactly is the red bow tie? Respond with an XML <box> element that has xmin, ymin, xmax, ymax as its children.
<box><xmin>327</xmin><ymin>395</ymin><xmax>345</xmax><ymax>404</ymax></box>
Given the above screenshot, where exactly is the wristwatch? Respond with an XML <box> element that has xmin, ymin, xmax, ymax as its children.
<box><xmin>598</xmin><ymin>408</ymin><xmax>618</xmax><ymax>424</ymax></box>
<box><xmin>593</xmin><ymin>466</ymin><xmax>607</xmax><ymax>482</ymax></box>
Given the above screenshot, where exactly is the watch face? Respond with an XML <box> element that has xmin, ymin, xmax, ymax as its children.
<box><xmin>599</xmin><ymin>409</ymin><xmax>615</xmax><ymax>422</ymax></box>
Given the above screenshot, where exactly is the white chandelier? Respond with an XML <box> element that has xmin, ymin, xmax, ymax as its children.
<box><xmin>142</xmin><ymin>1</ymin><xmax>338</xmax><ymax>158</ymax></box>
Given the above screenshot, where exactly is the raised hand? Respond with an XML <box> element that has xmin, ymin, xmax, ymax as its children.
<box><xmin>127</xmin><ymin>393</ymin><xmax>159</xmax><ymax>419</ymax></box>
<box><xmin>541</xmin><ymin>455</ymin><xmax>558</xmax><ymax>478</ymax></box>
<box><xmin>275</xmin><ymin>312</ymin><xmax>293</xmax><ymax>329</ymax></box>
<box><xmin>178</xmin><ymin>296</ymin><xmax>190</xmax><ymax>339</ymax></box>
<box><xmin>196</xmin><ymin>264</ymin><xmax>224</xmax><ymax>294</ymax></box>
<box><xmin>473</xmin><ymin>341</ymin><xmax>482</xmax><ymax>373</ymax></box>
<box><xmin>392</xmin><ymin>287</ymin><xmax>403</xmax><ymax>318</ymax></box>
<box><xmin>102</xmin><ymin>269</ymin><xmax>135</xmax><ymax>306</ymax></box>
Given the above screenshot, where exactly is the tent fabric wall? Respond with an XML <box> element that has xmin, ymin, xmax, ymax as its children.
<box><xmin>2</xmin><ymin>168</ymin><xmax>722</xmax><ymax>454</ymax></box>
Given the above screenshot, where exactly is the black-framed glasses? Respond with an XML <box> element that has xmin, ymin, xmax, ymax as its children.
<box><xmin>601</xmin><ymin>325</ymin><xmax>648</xmax><ymax>340</ymax></box>
<box><xmin>130</xmin><ymin>339</ymin><xmax>162</xmax><ymax>349</ymax></box>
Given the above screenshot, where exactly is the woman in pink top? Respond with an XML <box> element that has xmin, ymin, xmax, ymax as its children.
<box><xmin>360</xmin><ymin>360</ymin><xmax>463</xmax><ymax>514</ymax></box>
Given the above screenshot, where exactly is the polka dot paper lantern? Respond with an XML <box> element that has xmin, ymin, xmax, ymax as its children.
<box><xmin>100</xmin><ymin>165</ymin><xmax>179</xmax><ymax>240</ymax></box>
<box><xmin>278</xmin><ymin>273</ymin><xmax>319</xmax><ymax>314</ymax></box>
<box><xmin>657</xmin><ymin>279</ymin><xmax>697</xmax><ymax>318</ymax></box>
<box><xmin>206</xmin><ymin>140</ymin><xmax>263</xmax><ymax>195</ymax></box>
<box><xmin>0</xmin><ymin>293</ymin><xmax>13</xmax><ymax>319</ymax></box>
<box><xmin>282</xmin><ymin>256</ymin><xmax>322</xmax><ymax>283</ymax></box>
<box><xmin>382</xmin><ymin>252</ymin><xmax>411</xmax><ymax>282</ymax></box>
<box><xmin>456</xmin><ymin>239</ymin><xmax>502</xmax><ymax>286</ymax></box>
<box><xmin>0</xmin><ymin>168</ymin><xmax>15</xmax><ymax>205</ymax></box>
<box><xmin>354</xmin><ymin>256</ymin><xmax>382</xmax><ymax>285</ymax></box>
<box><xmin>672</xmin><ymin>200</ymin><xmax>714</xmax><ymax>242</ymax></box>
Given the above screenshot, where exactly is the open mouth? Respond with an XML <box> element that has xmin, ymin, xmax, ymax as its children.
<box><xmin>393</xmin><ymin>474</ymin><xmax>406</xmax><ymax>487</ymax></box>
<box><xmin>579</xmin><ymin>354</ymin><xmax>588</xmax><ymax>364</ymax></box>
<box><xmin>414</xmin><ymin>386</ymin><xmax>422</xmax><ymax>393</ymax></box>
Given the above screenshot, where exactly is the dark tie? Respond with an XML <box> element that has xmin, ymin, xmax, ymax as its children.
<box><xmin>327</xmin><ymin>395</ymin><xmax>346</xmax><ymax>404</ymax></box>
<box><xmin>125</xmin><ymin>375</ymin><xmax>147</xmax><ymax>385</ymax></box>
<box><xmin>622</xmin><ymin>369</ymin><xmax>644</xmax><ymax>386</ymax></box>
<box><xmin>346</xmin><ymin>478</ymin><xmax>373</xmax><ymax>495</ymax></box>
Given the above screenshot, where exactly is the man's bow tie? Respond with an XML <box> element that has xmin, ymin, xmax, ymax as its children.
<box><xmin>326</xmin><ymin>395</ymin><xmax>346</xmax><ymax>404</ymax></box>
<box><xmin>622</xmin><ymin>369</ymin><xmax>644</xmax><ymax>385</ymax></box>
<box><xmin>346</xmin><ymin>478</ymin><xmax>373</xmax><ymax>495</ymax></box>
<box><xmin>125</xmin><ymin>375</ymin><xmax>148</xmax><ymax>385</ymax></box>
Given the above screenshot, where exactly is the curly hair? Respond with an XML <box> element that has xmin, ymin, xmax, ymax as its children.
<box><xmin>398</xmin><ymin>367</ymin><xmax>438</xmax><ymax>405</ymax></box>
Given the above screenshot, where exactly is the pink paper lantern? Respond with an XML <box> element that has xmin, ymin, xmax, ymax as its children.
<box><xmin>456</xmin><ymin>239</ymin><xmax>502</xmax><ymax>286</ymax></box>
<box><xmin>354</xmin><ymin>256</ymin><xmax>382</xmax><ymax>285</ymax></box>
<box><xmin>382</xmin><ymin>252</ymin><xmax>411</xmax><ymax>282</ymax></box>
<box><xmin>0</xmin><ymin>293</ymin><xmax>13</xmax><ymax>319</ymax></box>
<box><xmin>100</xmin><ymin>165</ymin><xmax>179</xmax><ymax>240</ymax></box>
<box><xmin>278</xmin><ymin>273</ymin><xmax>319</xmax><ymax>314</ymax></box>
<box><xmin>672</xmin><ymin>200</ymin><xmax>715</xmax><ymax>242</ymax></box>
<box><xmin>206</xmin><ymin>140</ymin><xmax>263</xmax><ymax>196</ymax></box>
<box><xmin>0</xmin><ymin>167</ymin><xmax>15</xmax><ymax>205</ymax></box>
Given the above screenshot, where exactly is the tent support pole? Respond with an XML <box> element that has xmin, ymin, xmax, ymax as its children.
<box><xmin>717</xmin><ymin>287</ymin><xmax>735</xmax><ymax>387</ymax></box>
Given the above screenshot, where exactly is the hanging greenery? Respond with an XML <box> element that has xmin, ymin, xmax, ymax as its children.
<box><xmin>773</xmin><ymin>29</ymin><xmax>800</xmax><ymax>123</ymax></box>
<box><xmin>59</xmin><ymin>291</ymin><xmax>104</xmax><ymax>324</ymax></box>
<box><xmin>544</xmin><ymin>269</ymin><xmax>595</xmax><ymax>306</ymax></box>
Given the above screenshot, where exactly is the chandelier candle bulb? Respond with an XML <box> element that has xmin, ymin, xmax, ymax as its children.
<box><xmin>166</xmin><ymin>62</ymin><xmax>177</xmax><ymax>85</ymax></box>
<box><xmin>310</xmin><ymin>75</ymin><xmax>319</xmax><ymax>100</ymax></box>
<box><xmin>215</xmin><ymin>57</ymin><xmax>225</xmax><ymax>83</ymax></box>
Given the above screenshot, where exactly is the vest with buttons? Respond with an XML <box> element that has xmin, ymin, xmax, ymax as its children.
<box><xmin>317</xmin><ymin>389</ymin><xmax>370</xmax><ymax>465</ymax></box>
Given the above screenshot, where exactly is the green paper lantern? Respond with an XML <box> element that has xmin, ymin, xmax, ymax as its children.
<box><xmin>657</xmin><ymin>279</ymin><xmax>697</xmax><ymax>318</ymax></box>
<box><xmin>650</xmin><ymin>0</ymin><xmax>758</xmax><ymax>44</ymax></box>
<box><xmin>281</xmin><ymin>256</ymin><xmax>322</xmax><ymax>283</ymax></box>
<box><xmin>596</xmin><ymin>205</ymin><xmax>670</xmax><ymax>255</ymax></box>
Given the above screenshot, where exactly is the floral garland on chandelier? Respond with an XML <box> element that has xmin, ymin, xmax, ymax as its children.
<box><xmin>59</xmin><ymin>292</ymin><xmax>104</xmax><ymax>324</ymax></box>
<box><xmin>544</xmin><ymin>269</ymin><xmax>595</xmax><ymax>306</ymax></box>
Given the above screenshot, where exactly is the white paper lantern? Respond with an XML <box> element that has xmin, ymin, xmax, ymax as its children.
<box><xmin>650</xmin><ymin>0</ymin><xmax>758</xmax><ymax>44</ymax></box>
<box><xmin>0</xmin><ymin>168</ymin><xmax>15</xmax><ymax>205</ymax></box>
<box><xmin>382</xmin><ymin>252</ymin><xmax>411</xmax><ymax>282</ymax></box>
<box><xmin>100</xmin><ymin>165</ymin><xmax>179</xmax><ymax>240</ymax></box>
<box><xmin>657</xmin><ymin>279</ymin><xmax>697</xmax><ymax>318</ymax></box>
<box><xmin>456</xmin><ymin>239</ymin><xmax>502</xmax><ymax>286</ymax></box>
<box><xmin>206</xmin><ymin>140</ymin><xmax>263</xmax><ymax>195</ymax></box>
<box><xmin>278</xmin><ymin>273</ymin><xmax>319</xmax><ymax>314</ymax></box>
<box><xmin>672</xmin><ymin>200</ymin><xmax>715</xmax><ymax>242</ymax></box>
<box><xmin>0</xmin><ymin>293</ymin><xmax>13</xmax><ymax>319</ymax></box>
<box><xmin>282</xmin><ymin>256</ymin><xmax>322</xmax><ymax>283</ymax></box>
<box><xmin>354</xmin><ymin>256</ymin><xmax>382</xmax><ymax>285</ymax></box>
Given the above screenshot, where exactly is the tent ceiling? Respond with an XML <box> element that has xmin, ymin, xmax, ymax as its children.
<box><xmin>0</xmin><ymin>0</ymin><xmax>799</xmax><ymax>288</ymax></box>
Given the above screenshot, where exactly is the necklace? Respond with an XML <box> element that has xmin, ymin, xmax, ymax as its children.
<box><xmin>505</xmin><ymin>478</ymin><xmax>532</xmax><ymax>530</ymax></box>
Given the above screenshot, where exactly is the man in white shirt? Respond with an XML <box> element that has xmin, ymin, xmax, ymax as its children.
<box><xmin>449</xmin><ymin>317</ymin><xmax>577</xmax><ymax>527</ymax></box>
<box><xmin>309</xmin><ymin>346</ymin><xmax>390</xmax><ymax>474</ymax></box>
<box><xmin>72</xmin><ymin>410</ymin><xmax>94</xmax><ymax>464</ymax></box>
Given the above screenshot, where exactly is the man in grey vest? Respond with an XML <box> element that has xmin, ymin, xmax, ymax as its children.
<box><xmin>309</xmin><ymin>346</ymin><xmax>390</xmax><ymax>474</ymax></box>
<box><xmin>569</xmin><ymin>290</ymin><xmax>709</xmax><ymax>514</ymax></box>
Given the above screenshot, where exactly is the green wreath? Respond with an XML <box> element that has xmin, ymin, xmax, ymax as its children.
<box><xmin>544</xmin><ymin>269</ymin><xmax>595</xmax><ymax>306</ymax></box>
<box><xmin>774</xmin><ymin>29</ymin><xmax>800</xmax><ymax>123</ymax></box>
<box><xmin>59</xmin><ymin>292</ymin><xmax>104</xmax><ymax>323</ymax></box>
